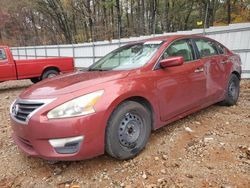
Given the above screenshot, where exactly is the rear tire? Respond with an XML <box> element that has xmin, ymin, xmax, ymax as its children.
<box><xmin>41</xmin><ymin>69</ymin><xmax>59</xmax><ymax>80</ymax></box>
<box><xmin>105</xmin><ymin>101</ymin><xmax>151</xmax><ymax>160</ymax></box>
<box><xmin>30</xmin><ymin>77</ymin><xmax>40</xmax><ymax>84</ymax></box>
<box><xmin>220</xmin><ymin>74</ymin><xmax>240</xmax><ymax>106</ymax></box>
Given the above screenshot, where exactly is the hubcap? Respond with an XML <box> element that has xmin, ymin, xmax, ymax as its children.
<box><xmin>48</xmin><ymin>73</ymin><xmax>57</xmax><ymax>78</ymax></box>
<box><xmin>229</xmin><ymin>81</ymin><xmax>237</xmax><ymax>100</ymax></box>
<box><xmin>118</xmin><ymin>113</ymin><xmax>143</xmax><ymax>148</ymax></box>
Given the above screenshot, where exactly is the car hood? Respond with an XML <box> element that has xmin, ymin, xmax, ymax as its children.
<box><xmin>20</xmin><ymin>70</ymin><xmax>130</xmax><ymax>99</ymax></box>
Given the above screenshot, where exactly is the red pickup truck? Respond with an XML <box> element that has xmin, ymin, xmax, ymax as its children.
<box><xmin>0</xmin><ymin>46</ymin><xmax>75</xmax><ymax>83</ymax></box>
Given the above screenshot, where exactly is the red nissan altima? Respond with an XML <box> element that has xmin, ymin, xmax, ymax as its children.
<box><xmin>10</xmin><ymin>35</ymin><xmax>241</xmax><ymax>161</ymax></box>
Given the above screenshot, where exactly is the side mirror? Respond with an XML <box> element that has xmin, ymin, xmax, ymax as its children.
<box><xmin>159</xmin><ymin>56</ymin><xmax>184</xmax><ymax>68</ymax></box>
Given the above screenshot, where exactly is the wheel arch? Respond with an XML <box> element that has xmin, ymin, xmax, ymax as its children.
<box><xmin>104</xmin><ymin>94</ymin><xmax>157</xmax><ymax>131</ymax></box>
<box><xmin>42</xmin><ymin>66</ymin><xmax>60</xmax><ymax>76</ymax></box>
<box><xmin>124</xmin><ymin>96</ymin><xmax>154</xmax><ymax>130</ymax></box>
<box><xmin>231</xmin><ymin>71</ymin><xmax>241</xmax><ymax>80</ymax></box>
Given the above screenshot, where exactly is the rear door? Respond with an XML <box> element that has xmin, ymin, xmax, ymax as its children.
<box><xmin>0</xmin><ymin>48</ymin><xmax>16</xmax><ymax>81</ymax></box>
<box><xmin>155</xmin><ymin>39</ymin><xmax>207</xmax><ymax>121</ymax></box>
<box><xmin>215</xmin><ymin>42</ymin><xmax>233</xmax><ymax>84</ymax></box>
<box><xmin>193</xmin><ymin>38</ymin><xmax>225</xmax><ymax>101</ymax></box>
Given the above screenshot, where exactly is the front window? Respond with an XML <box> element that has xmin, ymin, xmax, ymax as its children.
<box><xmin>89</xmin><ymin>41</ymin><xmax>163</xmax><ymax>71</ymax></box>
<box><xmin>161</xmin><ymin>39</ymin><xmax>194</xmax><ymax>62</ymax></box>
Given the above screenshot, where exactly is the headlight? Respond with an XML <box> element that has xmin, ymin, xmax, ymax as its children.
<box><xmin>47</xmin><ymin>90</ymin><xmax>104</xmax><ymax>119</ymax></box>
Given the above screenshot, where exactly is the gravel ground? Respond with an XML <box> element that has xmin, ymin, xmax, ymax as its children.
<box><xmin>0</xmin><ymin>79</ymin><xmax>249</xmax><ymax>188</ymax></box>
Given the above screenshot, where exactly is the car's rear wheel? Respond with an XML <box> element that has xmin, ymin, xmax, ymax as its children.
<box><xmin>30</xmin><ymin>77</ymin><xmax>40</xmax><ymax>84</ymax></box>
<box><xmin>41</xmin><ymin>69</ymin><xmax>59</xmax><ymax>80</ymax></box>
<box><xmin>220</xmin><ymin>74</ymin><xmax>240</xmax><ymax>106</ymax></box>
<box><xmin>105</xmin><ymin>101</ymin><xmax>151</xmax><ymax>160</ymax></box>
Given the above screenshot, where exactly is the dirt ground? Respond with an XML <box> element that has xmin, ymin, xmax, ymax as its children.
<box><xmin>0</xmin><ymin>79</ymin><xmax>249</xmax><ymax>188</ymax></box>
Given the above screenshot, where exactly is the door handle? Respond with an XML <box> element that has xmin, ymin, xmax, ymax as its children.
<box><xmin>221</xmin><ymin>60</ymin><xmax>228</xmax><ymax>64</ymax></box>
<box><xmin>194</xmin><ymin>67</ymin><xmax>204</xmax><ymax>73</ymax></box>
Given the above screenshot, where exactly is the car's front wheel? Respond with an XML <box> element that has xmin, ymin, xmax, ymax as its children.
<box><xmin>220</xmin><ymin>74</ymin><xmax>240</xmax><ymax>106</ymax></box>
<box><xmin>105</xmin><ymin>101</ymin><xmax>151</xmax><ymax>160</ymax></box>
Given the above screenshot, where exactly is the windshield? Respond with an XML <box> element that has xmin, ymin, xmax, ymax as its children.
<box><xmin>89</xmin><ymin>41</ymin><xmax>163</xmax><ymax>71</ymax></box>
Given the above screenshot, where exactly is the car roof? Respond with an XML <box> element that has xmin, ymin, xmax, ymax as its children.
<box><xmin>143</xmin><ymin>34</ymin><xmax>208</xmax><ymax>42</ymax></box>
<box><xmin>124</xmin><ymin>35</ymin><xmax>211</xmax><ymax>46</ymax></box>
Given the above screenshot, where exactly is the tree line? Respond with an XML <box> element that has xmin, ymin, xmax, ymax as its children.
<box><xmin>0</xmin><ymin>0</ymin><xmax>249</xmax><ymax>46</ymax></box>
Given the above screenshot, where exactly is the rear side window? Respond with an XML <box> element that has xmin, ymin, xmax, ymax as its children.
<box><xmin>161</xmin><ymin>40</ymin><xmax>194</xmax><ymax>62</ymax></box>
<box><xmin>0</xmin><ymin>48</ymin><xmax>7</xmax><ymax>60</ymax></box>
<box><xmin>194</xmin><ymin>39</ymin><xmax>218</xmax><ymax>58</ymax></box>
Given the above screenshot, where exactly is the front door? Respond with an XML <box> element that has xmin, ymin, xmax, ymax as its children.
<box><xmin>0</xmin><ymin>48</ymin><xmax>16</xmax><ymax>81</ymax></box>
<box><xmin>155</xmin><ymin>39</ymin><xmax>206</xmax><ymax>121</ymax></box>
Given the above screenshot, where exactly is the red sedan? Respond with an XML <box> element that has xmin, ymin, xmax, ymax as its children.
<box><xmin>10</xmin><ymin>35</ymin><xmax>241</xmax><ymax>161</ymax></box>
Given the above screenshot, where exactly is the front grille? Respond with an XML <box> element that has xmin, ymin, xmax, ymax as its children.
<box><xmin>16</xmin><ymin>102</ymin><xmax>43</xmax><ymax>121</ymax></box>
<box><xmin>11</xmin><ymin>100</ymin><xmax>44</xmax><ymax>123</ymax></box>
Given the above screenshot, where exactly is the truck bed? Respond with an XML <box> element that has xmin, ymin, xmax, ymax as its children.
<box><xmin>15</xmin><ymin>58</ymin><xmax>74</xmax><ymax>80</ymax></box>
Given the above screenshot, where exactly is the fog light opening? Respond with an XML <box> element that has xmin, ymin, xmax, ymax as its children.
<box><xmin>49</xmin><ymin>136</ymin><xmax>84</xmax><ymax>154</ymax></box>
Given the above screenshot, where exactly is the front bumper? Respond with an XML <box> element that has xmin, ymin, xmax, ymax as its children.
<box><xmin>10</xmin><ymin>111</ymin><xmax>106</xmax><ymax>161</ymax></box>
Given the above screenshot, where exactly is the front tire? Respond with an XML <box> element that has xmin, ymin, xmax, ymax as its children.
<box><xmin>220</xmin><ymin>74</ymin><xmax>240</xmax><ymax>106</ymax></box>
<box><xmin>105</xmin><ymin>101</ymin><xmax>151</xmax><ymax>160</ymax></box>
